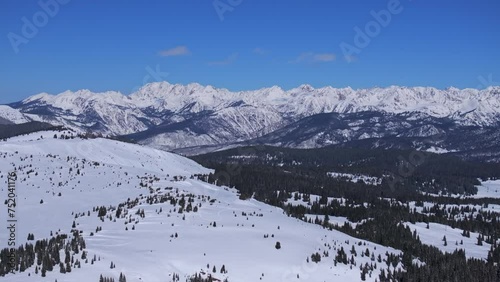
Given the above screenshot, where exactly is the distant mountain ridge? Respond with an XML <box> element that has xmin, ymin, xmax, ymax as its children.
<box><xmin>0</xmin><ymin>105</ymin><xmax>30</xmax><ymax>124</ymax></box>
<box><xmin>4</xmin><ymin>82</ymin><xmax>500</xmax><ymax>158</ymax></box>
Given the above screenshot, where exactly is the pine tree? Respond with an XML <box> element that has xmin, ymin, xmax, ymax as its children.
<box><xmin>311</xmin><ymin>252</ymin><xmax>321</xmax><ymax>263</ymax></box>
<box><xmin>65</xmin><ymin>262</ymin><xmax>71</xmax><ymax>273</ymax></box>
<box><xmin>323</xmin><ymin>214</ymin><xmax>330</xmax><ymax>227</ymax></box>
<box><xmin>59</xmin><ymin>262</ymin><xmax>65</xmax><ymax>274</ymax></box>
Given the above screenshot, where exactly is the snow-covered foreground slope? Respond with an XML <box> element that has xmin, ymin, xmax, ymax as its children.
<box><xmin>0</xmin><ymin>132</ymin><xmax>402</xmax><ymax>282</ymax></box>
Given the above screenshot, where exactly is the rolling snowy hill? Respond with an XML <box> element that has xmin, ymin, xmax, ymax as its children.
<box><xmin>0</xmin><ymin>132</ymin><xmax>407</xmax><ymax>282</ymax></box>
<box><xmin>0</xmin><ymin>105</ymin><xmax>30</xmax><ymax>124</ymax></box>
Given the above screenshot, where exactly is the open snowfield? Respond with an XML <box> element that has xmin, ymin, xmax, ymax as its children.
<box><xmin>420</xmin><ymin>179</ymin><xmax>500</xmax><ymax>199</ymax></box>
<box><xmin>473</xmin><ymin>179</ymin><xmax>500</xmax><ymax>199</ymax></box>
<box><xmin>0</xmin><ymin>132</ymin><xmax>402</xmax><ymax>282</ymax></box>
<box><xmin>327</xmin><ymin>172</ymin><xmax>381</xmax><ymax>186</ymax></box>
<box><xmin>404</xmin><ymin>222</ymin><xmax>492</xmax><ymax>260</ymax></box>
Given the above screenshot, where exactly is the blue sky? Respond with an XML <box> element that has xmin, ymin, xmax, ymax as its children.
<box><xmin>0</xmin><ymin>0</ymin><xmax>499</xmax><ymax>103</ymax></box>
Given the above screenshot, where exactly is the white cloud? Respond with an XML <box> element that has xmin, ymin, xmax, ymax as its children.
<box><xmin>313</xmin><ymin>53</ymin><xmax>336</xmax><ymax>62</ymax></box>
<box><xmin>290</xmin><ymin>52</ymin><xmax>336</xmax><ymax>63</ymax></box>
<box><xmin>343</xmin><ymin>55</ymin><xmax>358</xmax><ymax>63</ymax></box>
<box><xmin>253</xmin><ymin>47</ymin><xmax>270</xmax><ymax>55</ymax></box>
<box><xmin>208</xmin><ymin>53</ymin><xmax>238</xmax><ymax>66</ymax></box>
<box><xmin>158</xmin><ymin>46</ymin><xmax>190</xmax><ymax>57</ymax></box>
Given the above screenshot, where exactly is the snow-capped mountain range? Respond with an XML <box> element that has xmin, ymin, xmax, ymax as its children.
<box><xmin>4</xmin><ymin>82</ymin><xmax>500</xmax><ymax>155</ymax></box>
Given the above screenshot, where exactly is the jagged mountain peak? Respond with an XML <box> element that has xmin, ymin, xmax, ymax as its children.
<box><xmin>298</xmin><ymin>84</ymin><xmax>314</xmax><ymax>91</ymax></box>
<box><xmin>19</xmin><ymin>82</ymin><xmax>500</xmax><ymax>114</ymax></box>
<box><xmin>6</xmin><ymin>82</ymin><xmax>500</xmax><ymax>152</ymax></box>
<box><xmin>22</xmin><ymin>92</ymin><xmax>53</xmax><ymax>103</ymax></box>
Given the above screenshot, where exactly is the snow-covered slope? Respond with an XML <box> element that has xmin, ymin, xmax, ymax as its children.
<box><xmin>0</xmin><ymin>132</ymin><xmax>403</xmax><ymax>282</ymax></box>
<box><xmin>7</xmin><ymin>82</ymin><xmax>500</xmax><ymax>151</ymax></box>
<box><xmin>473</xmin><ymin>179</ymin><xmax>500</xmax><ymax>198</ymax></box>
<box><xmin>404</xmin><ymin>222</ymin><xmax>492</xmax><ymax>260</ymax></box>
<box><xmin>0</xmin><ymin>105</ymin><xmax>30</xmax><ymax>124</ymax></box>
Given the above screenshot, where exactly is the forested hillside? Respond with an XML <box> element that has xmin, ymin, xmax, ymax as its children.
<box><xmin>192</xmin><ymin>146</ymin><xmax>500</xmax><ymax>281</ymax></box>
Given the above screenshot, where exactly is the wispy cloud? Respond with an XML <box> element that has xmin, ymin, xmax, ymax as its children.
<box><xmin>208</xmin><ymin>53</ymin><xmax>238</xmax><ymax>66</ymax></box>
<box><xmin>253</xmin><ymin>47</ymin><xmax>270</xmax><ymax>55</ymax></box>
<box><xmin>313</xmin><ymin>53</ymin><xmax>336</xmax><ymax>62</ymax></box>
<box><xmin>343</xmin><ymin>55</ymin><xmax>358</xmax><ymax>63</ymax></box>
<box><xmin>290</xmin><ymin>52</ymin><xmax>336</xmax><ymax>64</ymax></box>
<box><xmin>158</xmin><ymin>46</ymin><xmax>190</xmax><ymax>57</ymax></box>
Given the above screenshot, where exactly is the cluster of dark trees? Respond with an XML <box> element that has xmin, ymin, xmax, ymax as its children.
<box><xmin>0</xmin><ymin>123</ymin><xmax>128</xmax><ymax>143</ymax></box>
<box><xmin>192</xmin><ymin>146</ymin><xmax>500</xmax><ymax>282</ymax></box>
<box><xmin>193</xmin><ymin>146</ymin><xmax>500</xmax><ymax>196</ymax></box>
<box><xmin>99</xmin><ymin>276</ymin><xmax>115</xmax><ymax>282</ymax></box>
<box><xmin>98</xmin><ymin>273</ymin><xmax>126</xmax><ymax>282</ymax></box>
<box><xmin>0</xmin><ymin>122</ymin><xmax>64</xmax><ymax>140</ymax></box>
<box><xmin>388</xmin><ymin>249</ymin><xmax>500</xmax><ymax>282</ymax></box>
<box><xmin>293</xmin><ymin>192</ymin><xmax>500</xmax><ymax>281</ymax></box>
<box><xmin>187</xmin><ymin>272</ymin><xmax>229</xmax><ymax>282</ymax></box>
<box><xmin>0</xmin><ymin>232</ymin><xmax>86</xmax><ymax>277</ymax></box>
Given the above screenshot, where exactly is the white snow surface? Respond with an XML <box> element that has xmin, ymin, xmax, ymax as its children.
<box><xmin>420</xmin><ymin>179</ymin><xmax>500</xmax><ymax>199</ymax></box>
<box><xmin>0</xmin><ymin>105</ymin><xmax>30</xmax><ymax>124</ymax></box>
<box><xmin>404</xmin><ymin>222</ymin><xmax>492</xmax><ymax>260</ymax></box>
<box><xmin>0</xmin><ymin>132</ymin><xmax>402</xmax><ymax>282</ymax></box>
<box><xmin>473</xmin><ymin>179</ymin><xmax>500</xmax><ymax>198</ymax></box>
<box><xmin>425</xmin><ymin>147</ymin><xmax>457</xmax><ymax>154</ymax></box>
<box><xmin>327</xmin><ymin>172</ymin><xmax>382</xmax><ymax>186</ymax></box>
